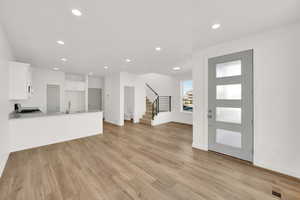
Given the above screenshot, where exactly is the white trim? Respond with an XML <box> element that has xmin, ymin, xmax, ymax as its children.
<box><xmin>192</xmin><ymin>142</ymin><xmax>208</xmax><ymax>151</ymax></box>
<box><xmin>254</xmin><ymin>161</ymin><xmax>300</xmax><ymax>179</ymax></box>
<box><xmin>180</xmin><ymin>111</ymin><xmax>193</xmax><ymax>114</ymax></box>
<box><xmin>105</xmin><ymin>119</ymin><xmax>123</xmax><ymax>126</ymax></box>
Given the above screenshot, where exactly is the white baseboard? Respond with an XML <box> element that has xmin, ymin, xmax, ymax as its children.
<box><xmin>254</xmin><ymin>161</ymin><xmax>300</xmax><ymax>179</ymax></box>
<box><xmin>0</xmin><ymin>153</ymin><xmax>10</xmax><ymax>178</ymax></box>
<box><xmin>104</xmin><ymin>119</ymin><xmax>123</xmax><ymax>126</ymax></box>
<box><xmin>192</xmin><ymin>142</ymin><xmax>208</xmax><ymax>151</ymax></box>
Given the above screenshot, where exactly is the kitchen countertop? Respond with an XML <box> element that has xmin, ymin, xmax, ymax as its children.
<box><xmin>9</xmin><ymin>110</ymin><xmax>103</xmax><ymax>120</ymax></box>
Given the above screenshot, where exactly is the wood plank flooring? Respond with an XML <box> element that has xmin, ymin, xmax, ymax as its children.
<box><xmin>0</xmin><ymin>122</ymin><xmax>300</xmax><ymax>200</ymax></box>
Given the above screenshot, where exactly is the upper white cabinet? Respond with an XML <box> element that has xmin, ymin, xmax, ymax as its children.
<box><xmin>65</xmin><ymin>80</ymin><xmax>86</xmax><ymax>91</ymax></box>
<box><xmin>9</xmin><ymin>61</ymin><xmax>32</xmax><ymax>100</ymax></box>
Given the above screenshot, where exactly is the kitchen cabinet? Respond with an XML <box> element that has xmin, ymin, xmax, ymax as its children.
<box><xmin>9</xmin><ymin>61</ymin><xmax>32</xmax><ymax>100</ymax></box>
<box><xmin>65</xmin><ymin>80</ymin><xmax>86</xmax><ymax>91</ymax></box>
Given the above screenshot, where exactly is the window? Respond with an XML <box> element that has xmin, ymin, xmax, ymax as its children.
<box><xmin>181</xmin><ymin>80</ymin><xmax>193</xmax><ymax>112</ymax></box>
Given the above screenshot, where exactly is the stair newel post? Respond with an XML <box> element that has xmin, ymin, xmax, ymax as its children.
<box><xmin>169</xmin><ymin>96</ymin><xmax>171</xmax><ymax>112</ymax></box>
<box><xmin>157</xmin><ymin>96</ymin><xmax>159</xmax><ymax>114</ymax></box>
<box><xmin>152</xmin><ymin>100</ymin><xmax>154</xmax><ymax>120</ymax></box>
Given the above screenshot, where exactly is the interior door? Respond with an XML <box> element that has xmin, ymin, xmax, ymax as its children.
<box><xmin>47</xmin><ymin>84</ymin><xmax>60</xmax><ymax>113</ymax></box>
<box><xmin>88</xmin><ymin>88</ymin><xmax>102</xmax><ymax>111</ymax></box>
<box><xmin>208</xmin><ymin>50</ymin><xmax>253</xmax><ymax>161</ymax></box>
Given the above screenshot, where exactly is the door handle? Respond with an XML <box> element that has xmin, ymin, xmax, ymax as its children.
<box><xmin>208</xmin><ymin>109</ymin><xmax>213</xmax><ymax>119</ymax></box>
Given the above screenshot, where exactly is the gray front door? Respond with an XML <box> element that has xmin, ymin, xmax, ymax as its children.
<box><xmin>208</xmin><ymin>50</ymin><xmax>253</xmax><ymax>162</ymax></box>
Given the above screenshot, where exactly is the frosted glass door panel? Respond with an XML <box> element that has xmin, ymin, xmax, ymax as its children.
<box><xmin>217</xmin><ymin>84</ymin><xmax>241</xmax><ymax>100</ymax></box>
<box><xmin>216</xmin><ymin>129</ymin><xmax>242</xmax><ymax>148</ymax></box>
<box><xmin>216</xmin><ymin>107</ymin><xmax>241</xmax><ymax>124</ymax></box>
<box><xmin>216</xmin><ymin>60</ymin><xmax>241</xmax><ymax>78</ymax></box>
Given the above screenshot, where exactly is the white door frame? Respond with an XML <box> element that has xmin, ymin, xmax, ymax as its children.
<box><xmin>192</xmin><ymin>47</ymin><xmax>255</xmax><ymax>159</ymax></box>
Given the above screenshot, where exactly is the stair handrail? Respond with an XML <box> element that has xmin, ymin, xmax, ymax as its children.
<box><xmin>145</xmin><ymin>83</ymin><xmax>171</xmax><ymax>120</ymax></box>
<box><xmin>145</xmin><ymin>83</ymin><xmax>159</xmax><ymax>96</ymax></box>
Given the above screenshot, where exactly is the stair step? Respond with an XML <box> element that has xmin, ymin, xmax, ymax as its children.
<box><xmin>142</xmin><ymin>114</ymin><xmax>152</xmax><ymax>119</ymax></box>
<box><xmin>140</xmin><ymin>118</ymin><xmax>151</xmax><ymax>125</ymax></box>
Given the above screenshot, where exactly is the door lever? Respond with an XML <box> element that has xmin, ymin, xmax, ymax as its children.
<box><xmin>208</xmin><ymin>109</ymin><xmax>213</xmax><ymax>119</ymax></box>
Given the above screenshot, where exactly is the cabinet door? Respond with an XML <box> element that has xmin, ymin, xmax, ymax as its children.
<box><xmin>9</xmin><ymin>62</ymin><xmax>31</xmax><ymax>100</ymax></box>
<box><xmin>65</xmin><ymin>81</ymin><xmax>85</xmax><ymax>91</ymax></box>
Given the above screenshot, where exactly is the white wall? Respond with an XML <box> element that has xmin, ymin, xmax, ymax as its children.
<box><xmin>65</xmin><ymin>91</ymin><xmax>85</xmax><ymax>112</ymax></box>
<box><xmin>104</xmin><ymin>72</ymin><xmax>193</xmax><ymax>126</ymax></box>
<box><xmin>104</xmin><ymin>73</ymin><xmax>121</xmax><ymax>125</ymax></box>
<box><xmin>0</xmin><ymin>24</ymin><xmax>13</xmax><ymax>177</ymax></box>
<box><xmin>151</xmin><ymin>112</ymin><xmax>173</xmax><ymax>126</ymax></box>
<box><xmin>192</xmin><ymin>23</ymin><xmax>300</xmax><ymax>178</ymax></box>
<box><xmin>173</xmin><ymin>73</ymin><xmax>193</xmax><ymax>125</ymax></box>
<box><xmin>88</xmin><ymin>76</ymin><xmax>104</xmax><ymax>89</ymax></box>
<box><xmin>140</xmin><ymin>73</ymin><xmax>193</xmax><ymax>125</ymax></box>
<box><xmin>13</xmin><ymin>68</ymin><xmax>66</xmax><ymax>113</ymax></box>
<box><xmin>120</xmin><ymin>72</ymin><xmax>145</xmax><ymax>124</ymax></box>
<box><xmin>139</xmin><ymin>73</ymin><xmax>175</xmax><ymax>96</ymax></box>
<box><xmin>104</xmin><ymin>72</ymin><xmax>146</xmax><ymax>125</ymax></box>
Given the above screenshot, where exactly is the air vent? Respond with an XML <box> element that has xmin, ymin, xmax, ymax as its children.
<box><xmin>272</xmin><ymin>190</ymin><xmax>282</xmax><ymax>198</ymax></box>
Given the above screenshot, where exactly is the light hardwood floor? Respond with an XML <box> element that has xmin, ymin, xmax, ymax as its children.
<box><xmin>0</xmin><ymin>122</ymin><xmax>300</xmax><ymax>200</ymax></box>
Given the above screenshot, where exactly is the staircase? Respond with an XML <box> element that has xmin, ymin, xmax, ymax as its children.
<box><xmin>139</xmin><ymin>98</ymin><xmax>153</xmax><ymax>125</ymax></box>
<box><xmin>139</xmin><ymin>83</ymin><xmax>171</xmax><ymax>126</ymax></box>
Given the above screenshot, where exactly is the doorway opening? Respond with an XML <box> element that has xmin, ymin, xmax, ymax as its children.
<box><xmin>88</xmin><ymin>88</ymin><xmax>102</xmax><ymax>111</ymax></box>
<box><xmin>47</xmin><ymin>84</ymin><xmax>60</xmax><ymax>113</ymax></box>
<box><xmin>124</xmin><ymin>86</ymin><xmax>135</xmax><ymax>123</ymax></box>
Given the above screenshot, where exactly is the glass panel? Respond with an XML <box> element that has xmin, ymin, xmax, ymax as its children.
<box><xmin>216</xmin><ymin>107</ymin><xmax>241</xmax><ymax>124</ymax></box>
<box><xmin>216</xmin><ymin>60</ymin><xmax>241</xmax><ymax>78</ymax></box>
<box><xmin>217</xmin><ymin>84</ymin><xmax>241</xmax><ymax>100</ymax></box>
<box><xmin>216</xmin><ymin>129</ymin><xmax>242</xmax><ymax>148</ymax></box>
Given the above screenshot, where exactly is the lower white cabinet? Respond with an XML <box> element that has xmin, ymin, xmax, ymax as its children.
<box><xmin>9</xmin><ymin>61</ymin><xmax>32</xmax><ymax>100</ymax></box>
<box><xmin>9</xmin><ymin>112</ymin><xmax>103</xmax><ymax>152</ymax></box>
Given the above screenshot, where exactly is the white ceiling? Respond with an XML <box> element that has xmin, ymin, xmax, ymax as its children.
<box><xmin>0</xmin><ymin>0</ymin><xmax>299</xmax><ymax>76</ymax></box>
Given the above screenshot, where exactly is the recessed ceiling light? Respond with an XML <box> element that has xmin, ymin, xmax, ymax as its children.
<box><xmin>155</xmin><ymin>47</ymin><xmax>161</xmax><ymax>51</ymax></box>
<box><xmin>88</xmin><ymin>72</ymin><xmax>93</xmax><ymax>76</ymax></box>
<box><xmin>212</xmin><ymin>23</ymin><xmax>221</xmax><ymax>30</ymax></box>
<box><xmin>61</xmin><ymin>58</ymin><xmax>67</xmax><ymax>62</ymax></box>
<box><xmin>72</xmin><ymin>9</ymin><xmax>82</xmax><ymax>16</ymax></box>
<box><xmin>53</xmin><ymin>67</ymin><xmax>60</xmax><ymax>71</ymax></box>
<box><xmin>56</xmin><ymin>40</ymin><xmax>64</xmax><ymax>45</ymax></box>
<box><xmin>125</xmin><ymin>58</ymin><xmax>131</xmax><ymax>63</ymax></box>
<box><xmin>172</xmin><ymin>67</ymin><xmax>181</xmax><ymax>71</ymax></box>
<box><xmin>104</xmin><ymin>66</ymin><xmax>109</xmax><ymax>69</ymax></box>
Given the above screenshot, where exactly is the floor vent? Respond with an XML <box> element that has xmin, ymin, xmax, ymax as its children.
<box><xmin>272</xmin><ymin>190</ymin><xmax>282</xmax><ymax>198</ymax></box>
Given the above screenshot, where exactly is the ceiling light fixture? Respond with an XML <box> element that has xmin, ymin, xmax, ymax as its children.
<box><xmin>155</xmin><ymin>47</ymin><xmax>161</xmax><ymax>51</ymax></box>
<box><xmin>125</xmin><ymin>58</ymin><xmax>131</xmax><ymax>63</ymax></box>
<box><xmin>104</xmin><ymin>66</ymin><xmax>109</xmax><ymax>69</ymax></box>
<box><xmin>172</xmin><ymin>67</ymin><xmax>181</xmax><ymax>71</ymax></box>
<box><xmin>72</xmin><ymin>9</ymin><xmax>82</xmax><ymax>16</ymax></box>
<box><xmin>61</xmin><ymin>58</ymin><xmax>67</xmax><ymax>62</ymax></box>
<box><xmin>212</xmin><ymin>23</ymin><xmax>221</xmax><ymax>30</ymax></box>
<box><xmin>56</xmin><ymin>40</ymin><xmax>65</xmax><ymax>45</ymax></box>
<box><xmin>53</xmin><ymin>67</ymin><xmax>60</xmax><ymax>71</ymax></box>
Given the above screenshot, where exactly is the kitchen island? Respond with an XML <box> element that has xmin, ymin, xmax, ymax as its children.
<box><xmin>9</xmin><ymin>111</ymin><xmax>103</xmax><ymax>152</ymax></box>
